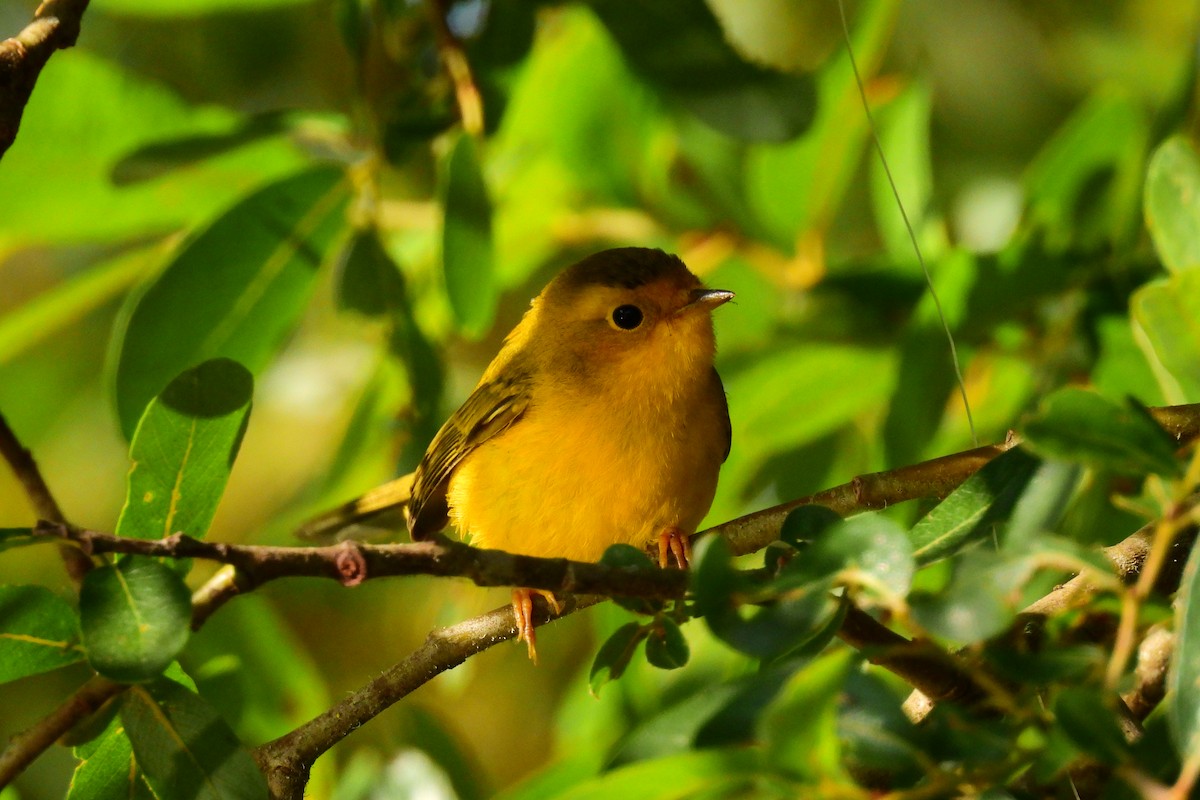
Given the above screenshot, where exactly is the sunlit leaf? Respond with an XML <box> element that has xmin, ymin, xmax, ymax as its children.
<box><xmin>120</xmin><ymin>677</ymin><xmax>267</xmax><ymax>799</ymax></box>
<box><xmin>68</xmin><ymin>725</ymin><xmax>155</xmax><ymax>800</ymax></box>
<box><xmin>80</xmin><ymin>559</ymin><xmax>192</xmax><ymax>683</ymax></box>
<box><xmin>909</xmin><ymin>447</ymin><xmax>1042</xmax><ymax>565</ymax></box>
<box><xmin>1145</xmin><ymin>135</ymin><xmax>1200</xmax><ymax>273</ymax></box>
<box><xmin>550</xmin><ymin>748</ymin><xmax>761</xmax><ymax>800</ymax></box>
<box><xmin>1132</xmin><ymin>272</ymin><xmax>1200</xmax><ymax>404</ymax></box>
<box><xmin>441</xmin><ymin>133</ymin><xmax>496</xmax><ymax>337</ymax></box>
<box><xmin>0</xmin><ymin>585</ymin><xmax>84</xmax><ymax>683</ymax></box>
<box><xmin>1021</xmin><ymin>388</ymin><xmax>1181</xmax><ymax>478</ymax></box>
<box><xmin>1170</xmin><ymin>535</ymin><xmax>1200</xmax><ymax>757</ymax></box>
<box><xmin>116</xmin><ymin>358</ymin><xmax>252</xmax><ymax>545</ymax></box>
<box><xmin>112</xmin><ymin>166</ymin><xmax>349</xmax><ymax>439</ymax></box>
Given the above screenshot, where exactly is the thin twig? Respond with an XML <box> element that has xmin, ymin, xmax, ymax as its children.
<box><xmin>0</xmin><ymin>414</ymin><xmax>91</xmax><ymax>580</ymax></box>
<box><xmin>0</xmin><ymin>0</ymin><xmax>91</xmax><ymax>159</ymax></box>
<box><xmin>0</xmin><ymin>676</ymin><xmax>122</xmax><ymax>787</ymax></box>
<box><xmin>425</xmin><ymin>0</ymin><xmax>484</xmax><ymax>136</ymax></box>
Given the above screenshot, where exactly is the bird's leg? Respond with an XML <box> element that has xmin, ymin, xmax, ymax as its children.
<box><xmin>658</xmin><ymin>526</ymin><xmax>693</xmax><ymax>569</ymax></box>
<box><xmin>511</xmin><ymin>588</ymin><xmax>562</xmax><ymax>663</ymax></box>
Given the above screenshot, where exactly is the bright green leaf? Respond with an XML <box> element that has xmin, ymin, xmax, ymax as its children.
<box><xmin>441</xmin><ymin>134</ymin><xmax>496</xmax><ymax>338</ymax></box>
<box><xmin>1132</xmin><ymin>272</ymin><xmax>1200</xmax><ymax>403</ymax></box>
<box><xmin>1170</xmin><ymin>534</ymin><xmax>1200</xmax><ymax>757</ymax></box>
<box><xmin>120</xmin><ymin>677</ymin><xmax>268</xmax><ymax>800</ymax></box>
<box><xmin>68</xmin><ymin>726</ymin><xmax>155</xmax><ymax>800</ymax></box>
<box><xmin>112</xmin><ymin>166</ymin><xmax>349</xmax><ymax>439</ymax></box>
<box><xmin>116</xmin><ymin>358</ymin><xmax>252</xmax><ymax>544</ymax></box>
<box><xmin>759</xmin><ymin>648</ymin><xmax>855</xmax><ymax>781</ymax></box>
<box><xmin>909</xmin><ymin>447</ymin><xmax>1043</xmax><ymax>565</ymax></box>
<box><xmin>0</xmin><ymin>585</ymin><xmax>84</xmax><ymax>684</ymax></box>
<box><xmin>787</xmin><ymin>514</ymin><xmax>914</xmax><ymax>596</ymax></box>
<box><xmin>1021</xmin><ymin>388</ymin><xmax>1181</xmax><ymax>478</ymax></box>
<box><xmin>550</xmin><ymin>748</ymin><xmax>760</xmax><ymax>800</ymax></box>
<box><xmin>80</xmin><ymin>559</ymin><xmax>193</xmax><ymax>683</ymax></box>
<box><xmin>1145</xmin><ymin>135</ymin><xmax>1200</xmax><ymax>273</ymax></box>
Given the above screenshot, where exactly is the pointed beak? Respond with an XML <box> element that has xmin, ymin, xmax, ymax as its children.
<box><xmin>681</xmin><ymin>288</ymin><xmax>735</xmax><ymax>314</ymax></box>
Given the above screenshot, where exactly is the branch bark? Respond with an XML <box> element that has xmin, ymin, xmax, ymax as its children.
<box><xmin>0</xmin><ymin>0</ymin><xmax>91</xmax><ymax>159</ymax></box>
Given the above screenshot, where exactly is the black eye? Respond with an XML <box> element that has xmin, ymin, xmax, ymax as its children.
<box><xmin>611</xmin><ymin>304</ymin><xmax>644</xmax><ymax>330</ymax></box>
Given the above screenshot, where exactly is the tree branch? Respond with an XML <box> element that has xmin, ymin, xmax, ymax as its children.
<box><xmin>0</xmin><ymin>0</ymin><xmax>91</xmax><ymax>159</ymax></box>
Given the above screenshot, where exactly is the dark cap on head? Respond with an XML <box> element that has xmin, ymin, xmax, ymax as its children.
<box><xmin>555</xmin><ymin>248</ymin><xmax>696</xmax><ymax>293</ymax></box>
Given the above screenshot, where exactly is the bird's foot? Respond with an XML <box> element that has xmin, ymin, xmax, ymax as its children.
<box><xmin>658</xmin><ymin>526</ymin><xmax>693</xmax><ymax>570</ymax></box>
<box><xmin>512</xmin><ymin>588</ymin><xmax>562</xmax><ymax>664</ymax></box>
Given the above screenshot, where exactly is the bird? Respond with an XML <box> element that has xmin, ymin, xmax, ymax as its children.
<box><xmin>406</xmin><ymin>247</ymin><xmax>732</xmax><ymax>661</ymax></box>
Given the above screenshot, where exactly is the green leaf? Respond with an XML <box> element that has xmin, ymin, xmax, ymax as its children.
<box><xmin>549</xmin><ymin>749</ymin><xmax>761</xmax><ymax>800</ymax></box>
<box><xmin>644</xmin><ymin>617</ymin><xmax>689</xmax><ymax>670</ymax></box>
<box><xmin>909</xmin><ymin>550</ymin><xmax>1032</xmax><ymax>646</ymax></box>
<box><xmin>441</xmin><ymin>134</ymin><xmax>496</xmax><ymax>337</ymax></box>
<box><xmin>1054</xmin><ymin>687</ymin><xmax>1131</xmax><ymax>763</ymax></box>
<box><xmin>112</xmin><ymin>165</ymin><xmax>349</xmax><ymax>439</ymax></box>
<box><xmin>587</xmin><ymin>0</ymin><xmax>816</xmax><ymax>142</ymax></box>
<box><xmin>116</xmin><ymin>359</ymin><xmax>253</xmax><ymax>545</ymax></box>
<box><xmin>909</xmin><ymin>448</ymin><xmax>1043</xmax><ymax>565</ymax></box>
<box><xmin>1132</xmin><ymin>272</ymin><xmax>1200</xmax><ymax>404</ymax></box>
<box><xmin>778</xmin><ymin>506</ymin><xmax>842</xmax><ymax>547</ymax></box>
<box><xmin>1021</xmin><ymin>388</ymin><xmax>1181</xmax><ymax>478</ymax></box>
<box><xmin>80</xmin><ymin>559</ymin><xmax>193</xmax><ymax>682</ymax></box>
<box><xmin>693</xmin><ymin>536</ymin><xmax>836</xmax><ymax>661</ymax></box>
<box><xmin>607</xmin><ymin>681</ymin><xmax>747</xmax><ymax>767</ymax></box>
<box><xmin>120</xmin><ymin>677</ymin><xmax>268</xmax><ymax>800</ymax></box>
<box><xmin>786</xmin><ymin>514</ymin><xmax>914</xmax><ymax>596</ymax></box>
<box><xmin>0</xmin><ymin>528</ymin><xmax>40</xmax><ymax>553</ymax></box>
<box><xmin>589</xmin><ymin>622</ymin><xmax>645</xmax><ymax>695</ymax></box>
<box><xmin>1171</xmin><ymin>532</ymin><xmax>1200</xmax><ymax>756</ymax></box>
<box><xmin>1145</xmin><ymin>135</ymin><xmax>1200</xmax><ymax>273</ymax></box>
<box><xmin>759</xmin><ymin>649</ymin><xmax>854</xmax><ymax>781</ymax></box>
<box><xmin>0</xmin><ymin>585</ymin><xmax>84</xmax><ymax>683</ymax></box>
<box><xmin>68</xmin><ymin>726</ymin><xmax>155</xmax><ymax>800</ymax></box>
<box><xmin>335</xmin><ymin>227</ymin><xmax>408</xmax><ymax>317</ymax></box>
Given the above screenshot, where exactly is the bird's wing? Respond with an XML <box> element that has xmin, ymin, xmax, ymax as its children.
<box><xmin>713</xmin><ymin>368</ymin><xmax>731</xmax><ymax>463</ymax></box>
<box><xmin>407</xmin><ymin>370</ymin><xmax>532</xmax><ymax>539</ymax></box>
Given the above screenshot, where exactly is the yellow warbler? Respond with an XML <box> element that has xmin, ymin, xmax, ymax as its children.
<box><xmin>408</xmin><ymin>247</ymin><xmax>732</xmax><ymax>660</ymax></box>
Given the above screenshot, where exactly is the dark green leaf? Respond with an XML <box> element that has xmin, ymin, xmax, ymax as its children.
<box><xmin>1132</xmin><ymin>272</ymin><xmax>1200</xmax><ymax>404</ymax></box>
<box><xmin>909</xmin><ymin>447</ymin><xmax>1043</xmax><ymax>565</ymax></box>
<box><xmin>1000</xmin><ymin>460</ymin><xmax>1080</xmax><ymax>553</ymax></box>
<box><xmin>0</xmin><ymin>528</ymin><xmax>40</xmax><ymax>553</ymax></box>
<box><xmin>0</xmin><ymin>585</ymin><xmax>84</xmax><ymax>683</ymax></box>
<box><xmin>116</xmin><ymin>359</ymin><xmax>252</xmax><ymax>545</ymax></box>
<box><xmin>778</xmin><ymin>505</ymin><xmax>841</xmax><ymax>547</ymax></box>
<box><xmin>80</xmin><ymin>559</ymin><xmax>192</xmax><ymax>683</ymax></box>
<box><xmin>608</xmin><ymin>681</ymin><xmax>747</xmax><ymax>767</ymax></box>
<box><xmin>587</xmin><ymin>0</ymin><xmax>816</xmax><ymax>142</ymax></box>
<box><xmin>1054</xmin><ymin>687</ymin><xmax>1131</xmax><ymax>763</ymax></box>
<box><xmin>1145</xmin><ymin>135</ymin><xmax>1200</xmax><ymax>273</ymax></box>
<box><xmin>110</xmin><ymin>114</ymin><xmax>290</xmax><ymax>186</ymax></box>
<box><xmin>441</xmin><ymin>133</ymin><xmax>496</xmax><ymax>337</ymax></box>
<box><xmin>644</xmin><ymin>617</ymin><xmax>688</xmax><ymax>670</ymax></box>
<box><xmin>120</xmin><ymin>677</ymin><xmax>267</xmax><ymax>800</ymax></box>
<box><xmin>839</xmin><ymin>672</ymin><xmax>925</xmax><ymax>787</ymax></box>
<box><xmin>1021</xmin><ymin>389</ymin><xmax>1181</xmax><ymax>478</ymax></box>
<box><xmin>335</xmin><ymin>227</ymin><xmax>408</xmax><ymax>317</ymax></box>
<box><xmin>759</xmin><ymin>649</ymin><xmax>854</xmax><ymax>781</ymax></box>
<box><xmin>1170</xmin><ymin>533</ymin><xmax>1200</xmax><ymax>755</ymax></box>
<box><xmin>589</xmin><ymin>622</ymin><xmax>645</xmax><ymax>695</ymax></box>
<box><xmin>113</xmin><ymin>166</ymin><xmax>349</xmax><ymax>439</ymax></box>
<box><xmin>693</xmin><ymin>535</ymin><xmax>836</xmax><ymax>661</ymax></box>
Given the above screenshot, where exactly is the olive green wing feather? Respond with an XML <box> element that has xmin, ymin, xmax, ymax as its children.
<box><xmin>407</xmin><ymin>370</ymin><xmax>532</xmax><ymax>539</ymax></box>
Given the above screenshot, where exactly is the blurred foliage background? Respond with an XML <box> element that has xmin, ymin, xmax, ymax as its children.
<box><xmin>1</xmin><ymin>0</ymin><xmax>1198</xmax><ymax>797</ymax></box>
